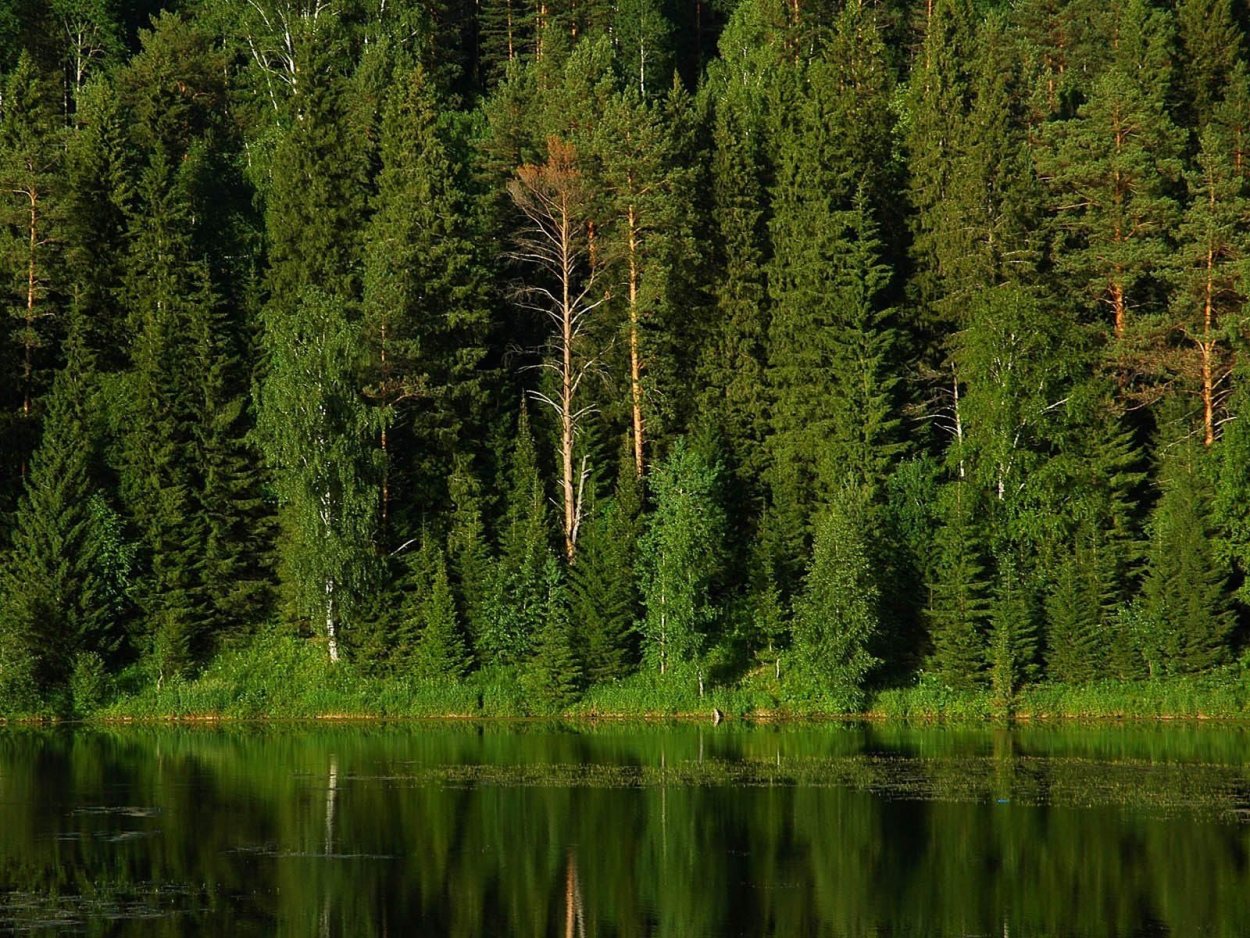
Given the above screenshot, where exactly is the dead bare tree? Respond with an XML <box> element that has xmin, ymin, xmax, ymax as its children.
<box><xmin>508</xmin><ymin>136</ymin><xmax>609</xmax><ymax>563</ymax></box>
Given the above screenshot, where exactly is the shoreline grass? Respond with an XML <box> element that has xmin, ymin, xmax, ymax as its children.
<box><xmin>6</xmin><ymin>633</ymin><xmax>1250</xmax><ymax>726</ymax></box>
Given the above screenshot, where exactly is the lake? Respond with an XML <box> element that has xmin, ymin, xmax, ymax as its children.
<box><xmin>0</xmin><ymin>722</ymin><xmax>1247</xmax><ymax>935</ymax></box>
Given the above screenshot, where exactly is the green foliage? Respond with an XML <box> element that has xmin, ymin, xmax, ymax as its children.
<box><xmin>1045</xmin><ymin>546</ymin><xmax>1104</xmax><ymax>685</ymax></box>
<box><xmin>569</xmin><ymin>461</ymin><xmax>641</xmax><ymax>684</ymax></box>
<box><xmin>362</xmin><ymin>63</ymin><xmax>490</xmax><ymax>520</ymax></box>
<box><xmin>479</xmin><ymin>402</ymin><xmax>549</xmax><ymax>665</ymax></box>
<box><xmin>0</xmin><ymin>343</ymin><xmax>120</xmax><ymax>697</ymax></box>
<box><xmin>446</xmin><ymin>457</ymin><xmax>492</xmax><ymax>647</ymax></box>
<box><xmin>256</xmin><ymin>288</ymin><xmax>383</xmax><ymax>661</ymax></box>
<box><xmin>638</xmin><ymin>441</ymin><xmax>725</xmax><ymax>684</ymax></box>
<box><xmin>522</xmin><ymin>556</ymin><xmax>582</xmax><ymax>712</ymax></box>
<box><xmin>927</xmin><ymin>483</ymin><xmax>989</xmax><ymax>689</ymax></box>
<box><xmin>787</xmin><ymin>489</ymin><xmax>880</xmax><ymax>712</ymax></box>
<box><xmin>1141</xmin><ymin>440</ymin><xmax>1233</xmax><ymax>676</ymax></box>
<box><xmin>3</xmin><ymin>0</ymin><xmax>1250</xmax><ymax>721</ymax></box>
<box><xmin>987</xmin><ymin>553</ymin><xmax>1038</xmax><ymax>714</ymax></box>
<box><xmin>69</xmin><ymin>651</ymin><xmax>108</xmax><ymax>715</ymax></box>
<box><xmin>411</xmin><ymin>539</ymin><xmax>471</xmax><ymax>682</ymax></box>
<box><xmin>1039</xmin><ymin>0</ymin><xmax>1183</xmax><ymax>339</ymax></box>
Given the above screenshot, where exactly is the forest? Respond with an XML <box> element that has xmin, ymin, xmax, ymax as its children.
<box><xmin>2</xmin><ymin>0</ymin><xmax>1250</xmax><ymax>718</ymax></box>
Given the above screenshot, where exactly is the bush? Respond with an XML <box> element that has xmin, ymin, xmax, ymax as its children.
<box><xmin>70</xmin><ymin>652</ymin><xmax>109</xmax><ymax>716</ymax></box>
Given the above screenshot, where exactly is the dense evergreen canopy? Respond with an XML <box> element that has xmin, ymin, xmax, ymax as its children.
<box><xmin>3</xmin><ymin>0</ymin><xmax>1250</xmax><ymax>713</ymax></box>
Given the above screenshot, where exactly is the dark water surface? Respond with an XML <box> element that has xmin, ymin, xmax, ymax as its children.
<box><xmin>2</xmin><ymin>722</ymin><xmax>1249</xmax><ymax>936</ymax></box>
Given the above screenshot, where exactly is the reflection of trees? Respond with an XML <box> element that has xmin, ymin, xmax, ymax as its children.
<box><xmin>0</xmin><ymin>725</ymin><xmax>1249</xmax><ymax>935</ymax></box>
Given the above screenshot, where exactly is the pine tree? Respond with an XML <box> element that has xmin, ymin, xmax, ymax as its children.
<box><xmin>788</xmin><ymin>488</ymin><xmax>880</xmax><ymax>711</ymax></box>
<box><xmin>508</xmin><ymin>135</ymin><xmax>604</xmax><ymax>562</ymax></box>
<box><xmin>477</xmin><ymin>0</ymin><xmax>536</xmax><ymax>88</ymax></box>
<box><xmin>1039</xmin><ymin>0</ymin><xmax>1183</xmax><ymax>343</ymax></box>
<box><xmin>1175</xmin><ymin>0</ymin><xmax>1241</xmax><ymax>128</ymax></box>
<box><xmin>1164</xmin><ymin>125</ymin><xmax>1250</xmax><ymax>447</ymax></box>
<box><xmin>0</xmin><ymin>54</ymin><xmax>65</xmax><ymax>496</ymax></box>
<box><xmin>595</xmin><ymin>87</ymin><xmax>689</xmax><ymax>480</ymax></box>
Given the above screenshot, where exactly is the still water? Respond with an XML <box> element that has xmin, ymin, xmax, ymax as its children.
<box><xmin>1</xmin><ymin>722</ymin><xmax>1248</xmax><ymax>936</ymax></box>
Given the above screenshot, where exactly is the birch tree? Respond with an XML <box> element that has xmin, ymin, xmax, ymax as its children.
<box><xmin>256</xmin><ymin>288</ymin><xmax>382</xmax><ymax>663</ymax></box>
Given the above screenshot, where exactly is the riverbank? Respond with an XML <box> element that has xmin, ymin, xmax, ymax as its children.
<box><xmin>5</xmin><ymin>633</ymin><xmax>1250</xmax><ymax>725</ymax></box>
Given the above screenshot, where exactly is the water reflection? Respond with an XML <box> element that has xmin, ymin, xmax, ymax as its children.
<box><xmin>0</xmin><ymin>722</ymin><xmax>1247</xmax><ymax>935</ymax></box>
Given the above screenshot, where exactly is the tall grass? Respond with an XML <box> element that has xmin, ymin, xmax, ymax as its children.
<box><xmin>870</xmin><ymin>668</ymin><xmax>1250</xmax><ymax>722</ymax></box>
<box><xmin>30</xmin><ymin>632</ymin><xmax>1250</xmax><ymax>724</ymax></box>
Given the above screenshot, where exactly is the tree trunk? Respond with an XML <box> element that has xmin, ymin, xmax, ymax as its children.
<box><xmin>1111</xmin><ymin>277</ymin><xmax>1126</xmax><ymax>340</ymax></box>
<box><xmin>560</xmin><ymin>209</ymin><xmax>577</xmax><ymax>562</ymax></box>
<box><xmin>627</xmin><ymin>203</ymin><xmax>645</xmax><ymax>479</ymax></box>
<box><xmin>22</xmin><ymin>187</ymin><xmax>39</xmax><ymax>422</ymax></box>
<box><xmin>380</xmin><ymin>321</ymin><xmax>390</xmax><ymax>525</ymax></box>
<box><xmin>325</xmin><ymin>575</ymin><xmax>340</xmax><ymax>663</ymax></box>
<box><xmin>1202</xmin><ymin>242</ymin><xmax>1216</xmax><ymax>447</ymax></box>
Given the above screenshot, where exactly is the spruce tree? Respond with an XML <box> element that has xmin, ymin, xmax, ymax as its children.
<box><xmin>1045</xmin><ymin>542</ymin><xmax>1104</xmax><ymax>684</ymax></box>
<box><xmin>522</xmin><ymin>555</ymin><xmax>582</xmax><ymax>712</ymax></box>
<box><xmin>697</xmin><ymin>75</ymin><xmax>770</xmax><ymax>492</ymax></box>
<box><xmin>568</xmin><ymin>453</ymin><xmax>641</xmax><ymax>684</ymax></box>
<box><xmin>412</xmin><ymin>538</ymin><xmax>471</xmax><ymax>682</ymax></box>
<box><xmin>0</xmin><ymin>338</ymin><xmax>118</xmax><ymax>701</ymax></box>
<box><xmin>362</xmin><ymin>62</ymin><xmax>490</xmax><ymax>527</ymax></box>
<box><xmin>479</xmin><ymin>402</ymin><xmax>549</xmax><ymax>665</ymax></box>
<box><xmin>767</xmin><ymin>190</ymin><xmax>900</xmax><ymax>579</ymax></box>
<box><xmin>788</xmin><ymin>488</ymin><xmax>880</xmax><ymax>711</ymax></box>
<box><xmin>905</xmin><ymin>0</ymin><xmax>976</xmax><ymax>323</ymax></box>
<box><xmin>1141</xmin><ymin>440</ymin><xmax>1233</xmax><ymax>675</ymax></box>
<box><xmin>987</xmin><ymin>552</ymin><xmax>1038</xmax><ymax>712</ymax></box>
<box><xmin>116</xmin><ymin>153</ymin><xmax>214</xmax><ymax>679</ymax></box>
<box><xmin>927</xmin><ymin>482</ymin><xmax>989</xmax><ymax>688</ymax></box>
<box><xmin>446</xmin><ymin>456</ymin><xmax>492</xmax><ymax>652</ymax></box>
<box><xmin>638</xmin><ymin>440</ymin><xmax>724</xmax><ymax>689</ymax></box>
